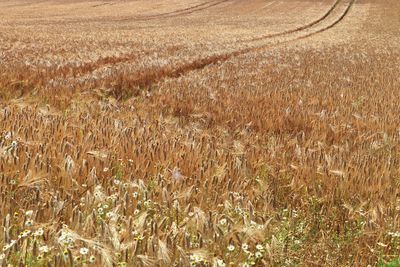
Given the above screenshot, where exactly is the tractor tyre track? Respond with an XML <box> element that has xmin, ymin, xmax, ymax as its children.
<box><xmin>129</xmin><ymin>0</ymin><xmax>230</xmax><ymax>21</ymax></box>
<box><xmin>70</xmin><ymin>0</ymin><xmax>345</xmax><ymax>79</ymax></box>
<box><xmin>27</xmin><ymin>0</ymin><xmax>230</xmax><ymax>25</ymax></box>
<box><xmin>39</xmin><ymin>0</ymin><xmax>354</xmax><ymax>93</ymax></box>
<box><xmin>107</xmin><ymin>0</ymin><xmax>355</xmax><ymax>98</ymax></box>
<box><xmin>239</xmin><ymin>0</ymin><xmax>342</xmax><ymax>42</ymax></box>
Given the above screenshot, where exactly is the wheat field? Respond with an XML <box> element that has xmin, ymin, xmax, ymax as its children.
<box><xmin>1</xmin><ymin>0</ymin><xmax>400</xmax><ymax>266</ymax></box>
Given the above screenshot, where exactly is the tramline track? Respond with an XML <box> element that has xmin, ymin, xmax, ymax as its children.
<box><xmin>105</xmin><ymin>0</ymin><xmax>356</xmax><ymax>97</ymax></box>
<box><xmin>11</xmin><ymin>0</ymin><xmax>231</xmax><ymax>25</ymax></box>
<box><xmin>240</xmin><ymin>0</ymin><xmax>342</xmax><ymax>42</ymax></box>
<box><xmin>19</xmin><ymin>0</ymin><xmax>355</xmax><ymax>92</ymax></box>
<box><xmin>127</xmin><ymin>0</ymin><xmax>230</xmax><ymax>21</ymax></box>
<box><xmin>68</xmin><ymin>0</ymin><xmax>355</xmax><ymax>90</ymax></box>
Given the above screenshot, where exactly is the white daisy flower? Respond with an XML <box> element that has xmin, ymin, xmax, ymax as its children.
<box><xmin>255</xmin><ymin>251</ymin><xmax>263</xmax><ymax>258</ymax></box>
<box><xmin>256</xmin><ymin>244</ymin><xmax>264</xmax><ymax>251</ymax></box>
<box><xmin>34</xmin><ymin>228</ymin><xmax>44</xmax><ymax>236</ymax></box>
<box><xmin>89</xmin><ymin>255</ymin><xmax>96</xmax><ymax>263</ymax></box>
<box><xmin>97</xmin><ymin>207</ymin><xmax>104</xmax><ymax>215</ymax></box>
<box><xmin>80</xmin><ymin>247</ymin><xmax>89</xmax><ymax>255</ymax></box>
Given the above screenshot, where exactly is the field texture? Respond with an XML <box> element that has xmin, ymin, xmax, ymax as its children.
<box><xmin>1</xmin><ymin>0</ymin><xmax>400</xmax><ymax>266</ymax></box>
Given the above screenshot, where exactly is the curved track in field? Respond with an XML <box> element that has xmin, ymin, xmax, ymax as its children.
<box><xmin>127</xmin><ymin>0</ymin><xmax>231</xmax><ymax>21</ymax></box>
<box><xmin>240</xmin><ymin>0</ymin><xmax>342</xmax><ymax>43</ymax></box>
<box><xmin>32</xmin><ymin>0</ymin><xmax>355</xmax><ymax>93</ymax></box>
<box><xmin>60</xmin><ymin>0</ymin><xmax>354</xmax><ymax>87</ymax></box>
<box><xmin>106</xmin><ymin>0</ymin><xmax>356</xmax><ymax>96</ymax></box>
<box><xmin>14</xmin><ymin>0</ymin><xmax>231</xmax><ymax>25</ymax></box>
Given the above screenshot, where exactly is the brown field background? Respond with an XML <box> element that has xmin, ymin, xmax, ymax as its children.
<box><xmin>1</xmin><ymin>0</ymin><xmax>400</xmax><ymax>266</ymax></box>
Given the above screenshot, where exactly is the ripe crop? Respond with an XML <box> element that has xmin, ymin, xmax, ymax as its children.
<box><xmin>1</xmin><ymin>0</ymin><xmax>399</xmax><ymax>266</ymax></box>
